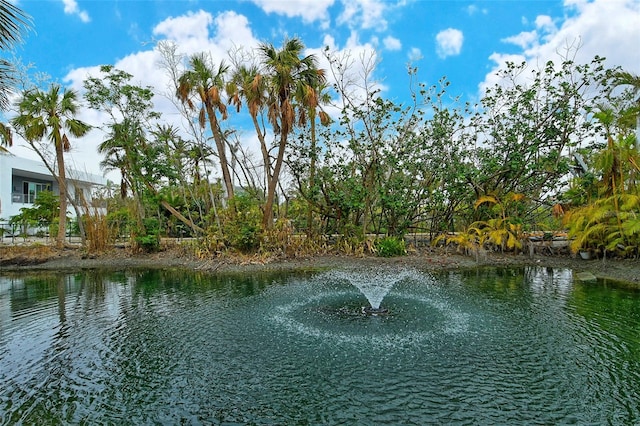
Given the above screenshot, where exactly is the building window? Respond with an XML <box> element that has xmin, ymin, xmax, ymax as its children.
<box><xmin>21</xmin><ymin>181</ymin><xmax>51</xmax><ymax>204</ymax></box>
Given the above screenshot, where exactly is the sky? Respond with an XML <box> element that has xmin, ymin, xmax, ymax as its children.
<box><xmin>4</xmin><ymin>0</ymin><xmax>640</xmax><ymax>182</ymax></box>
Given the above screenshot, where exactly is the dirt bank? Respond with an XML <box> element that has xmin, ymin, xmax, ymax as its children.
<box><xmin>1</xmin><ymin>244</ymin><xmax>638</xmax><ymax>286</ymax></box>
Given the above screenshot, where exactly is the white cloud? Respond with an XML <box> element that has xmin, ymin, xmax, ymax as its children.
<box><xmin>211</xmin><ymin>11</ymin><xmax>257</xmax><ymax>52</ymax></box>
<box><xmin>436</xmin><ymin>28</ymin><xmax>463</xmax><ymax>59</ymax></box>
<box><xmin>251</xmin><ymin>0</ymin><xmax>334</xmax><ymax>25</ymax></box>
<box><xmin>152</xmin><ymin>10</ymin><xmax>213</xmax><ymax>49</ymax></box>
<box><xmin>337</xmin><ymin>0</ymin><xmax>389</xmax><ymax>31</ymax></box>
<box><xmin>482</xmin><ymin>0</ymin><xmax>640</xmax><ymax>93</ymax></box>
<box><xmin>534</xmin><ymin>15</ymin><xmax>556</xmax><ymax>34</ymax></box>
<box><xmin>502</xmin><ymin>30</ymin><xmax>538</xmax><ymax>50</ymax></box>
<box><xmin>466</xmin><ymin>5</ymin><xmax>488</xmax><ymax>15</ymax></box>
<box><xmin>383</xmin><ymin>36</ymin><xmax>401</xmax><ymax>51</ymax></box>
<box><xmin>502</xmin><ymin>15</ymin><xmax>557</xmax><ymax>50</ymax></box>
<box><xmin>408</xmin><ymin>47</ymin><xmax>422</xmax><ymax>62</ymax></box>
<box><xmin>61</xmin><ymin>0</ymin><xmax>90</xmax><ymax>23</ymax></box>
<box><xmin>321</xmin><ymin>34</ymin><xmax>337</xmax><ymax>51</ymax></box>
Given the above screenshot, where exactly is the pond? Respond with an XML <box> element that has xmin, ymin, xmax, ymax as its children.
<box><xmin>1</xmin><ymin>266</ymin><xmax>639</xmax><ymax>424</ymax></box>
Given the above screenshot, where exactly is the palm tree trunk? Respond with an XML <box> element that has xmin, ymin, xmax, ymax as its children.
<box><xmin>207</xmin><ymin>104</ymin><xmax>235</xmax><ymax>202</ymax></box>
<box><xmin>250</xmin><ymin>113</ymin><xmax>275</xmax><ymax>227</ymax></box>
<box><xmin>263</xmin><ymin>131</ymin><xmax>288</xmax><ymax>229</ymax></box>
<box><xmin>55</xmin><ymin>139</ymin><xmax>67</xmax><ymax>248</ymax></box>
<box><xmin>306</xmin><ymin>116</ymin><xmax>317</xmax><ymax>237</ymax></box>
<box><xmin>252</xmin><ymin>114</ymin><xmax>273</xmax><ymax>185</ymax></box>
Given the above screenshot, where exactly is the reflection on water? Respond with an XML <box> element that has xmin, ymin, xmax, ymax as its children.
<box><xmin>1</xmin><ymin>267</ymin><xmax>639</xmax><ymax>424</ymax></box>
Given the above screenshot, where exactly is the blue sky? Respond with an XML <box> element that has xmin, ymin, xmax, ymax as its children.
<box><xmin>7</xmin><ymin>0</ymin><xmax>640</xmax><ymax>179</ymax></box>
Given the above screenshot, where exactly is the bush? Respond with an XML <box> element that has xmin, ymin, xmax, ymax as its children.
<box><xmin>235</xmin><ymin>223</ymin><xmax>261</xmax><ymax>252</ymax></box>
<box><xmin>134</xmin><ymin>217</ymin><xmax>161</xmax><ymax>252</ymax></box>
<box><xmin>135</xmin><ymin>233</ymin><xmax>160</xmax><ymax>252</ymax></box>
<box><xmin>106</xmin><ymin>207</ymin><xmax>133</xmax><ymax>240</ymax></box>
<box><xmin>375</xmin><ymin>236</ymin><xmax>406</xmax><ymax>257</ymax></box>
<box><xmin>222</xmin><ymin>193</ymin><xmax>262</xmax><ymax>253</ymax></box>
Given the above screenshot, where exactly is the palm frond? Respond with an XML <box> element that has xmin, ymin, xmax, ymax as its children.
<box><xmin>474</xmin><ymin>194</ymin><xmax>498</xmax><ymax>209</ymax></box>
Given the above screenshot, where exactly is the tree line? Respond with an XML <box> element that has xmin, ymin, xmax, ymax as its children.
<box><xmin>1</xmin><ymin>2</ymin><xmax>639</xmax><ymax>257</ymax></box>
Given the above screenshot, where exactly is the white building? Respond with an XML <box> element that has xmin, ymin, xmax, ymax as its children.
<box><xmin>0</xmin><ymin>152</ymin><xmax>107</xmax><ymax>220</ymax></box>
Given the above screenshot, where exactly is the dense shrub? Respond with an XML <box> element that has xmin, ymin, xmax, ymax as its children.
<box><xmin>222</xmin><ymin>193</ymin><xmax>262</xmax><ymax>252</ymax></box>
<box><xmin>375</xmin><ymin>236</ymin><xmax>406</xmax><ymax>257</ymax></box>
<box><xmin>134</xmin><ymin>217</ymin><xmax>161</xmax><ymax>252</ymax></box>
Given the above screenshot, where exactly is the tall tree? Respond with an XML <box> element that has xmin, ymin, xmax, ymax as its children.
<box><xmin>84</xmin><ymin>65</ymin><xmax>159</xmax><ymax>231</ymax></box>
<box><xmin>12</xmin><ymin>84</ymin><xmax>91</xmax><ymax>248</ymax></box>
<box><xmin>158</xmin><ymin>41</ymin><xmax>225</xmax><ymax>233</ymax></box>
<box><xmin>176</xmin><ymin>53</ymin><xmax>235</xmax><ymax>202</ymax></box>
<box><xmin>294</xmin><ymin>75</ymin><xmax>331</xmax><ymax>236</ymax></box>
<box><xmin>228</xmin><ymin>63</ymin><xmax>269</xmax><ymax>193</ymax></box>
<box><xmin>611</xmin><ymin>70</ymin><xmax>640</xmax><ymax>138</ymax></box>
<box><xmin>85</xmin><ymin>65</ymin><xmax>204</xmax><ymax>237</ymax></box>
<box><xmin>259</xmin><ymin>37</ymin><xmax>325</xmax><ymax>228</ymax></box>
<box><xmin>466</xmin><ymin>56</ymin><xmax>608</xmax><ymax>222</ymax></box>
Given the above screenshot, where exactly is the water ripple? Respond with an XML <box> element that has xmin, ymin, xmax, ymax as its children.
<box><xmin>1</xmin><ymin>268</ymin><xmax>640</xmax><ymax>424</ymax></box>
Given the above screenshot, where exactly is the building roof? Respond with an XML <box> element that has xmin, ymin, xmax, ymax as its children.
<box><xmin>0</xmin><ymin>152</ymin><xmax>107</xmax><ymax>186</ymax></box>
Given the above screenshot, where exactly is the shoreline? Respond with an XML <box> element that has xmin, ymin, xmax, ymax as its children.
<box><xmin>1</xmin><ymin>245</ymin><xmax>639</xmax><ymax>286</ymax></box>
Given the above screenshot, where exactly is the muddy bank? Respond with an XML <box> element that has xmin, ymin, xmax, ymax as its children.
<box><xmin>1</xmin><ymin>244</ymin><xmax>638</xmax><ymax>286</ymax></box>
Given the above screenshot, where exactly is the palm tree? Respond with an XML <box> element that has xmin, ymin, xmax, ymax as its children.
<box><xmin>0</xmin><ymin>0</ymin><xmax>30</xmax><ymax>110</ymax></box>
<box><xmin>12</xmin><ymin>84</ymin><xmax>91</xmax><ymax>248</ymax></box>
<box><xmin>0</xmin><ymin>1</ymin><xmax>29</xmax><ymax>52</ymax></box>
<box><xmin>98</xmin><ymin>119</ymin><xmax>144</xmax><ymax>200</ymax></box>
<box><xmin>0</xmin><ymin>0</ymin><xmax>31</xmax><ymax>150</ymax></box>
<box><xmin>294</xmin><ymin>77</ymin><xmax>331</xmax><ymax>235</ymax></box>
<box><xmin>259</xmin><ymin>37</ymin><xmax>325</xmax><ymax>228</ymax></box>
<box><xmin>228</xmin><ymin>64</ymin><xmax>270</xmax><ymax>194</ymax></box>
<box><xmin>612</xmin><ymin>71</ymin><xmax>640</xmax><ymax>148</ymax></box>
<box><xmin>176</xmin><ymin>53</ymin><xmax>235</xmax><ymax>202</ymax></box>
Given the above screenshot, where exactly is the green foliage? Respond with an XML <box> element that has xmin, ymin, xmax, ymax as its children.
<box><xmin>288</xmin><ymin>53</ymin><xmax>611</xmax><ymax>239</ymax></box>
<box><xmin>106</xmin><ymin>207</ymin><xmax>133</xmax><ymax>240</ymax></box>
<box><xmin>9</xmin><ymin>191</ymin><xmax>61</xmax><ymax>237</ymax></box>
<box><xmin>13</xmin><ymin>190</ymin><xmax>59</xmax><ymax>224</ymax></box>
<box><xmin>222</xmin><ymin>193</ymin><xmax>262</xmax><ymax>252</ymax></box>
<box><xmin>465</xmin><ymin>57</ymin><xmax>609</xmax><ymax>224</ymax></box>
<box><xmin>560</xmin><ymin>87</ymin><xmax>640</xmax><ymax>258</ymax></box>
<box><xmin>12</xmin><ymin>84</ymin><xmax>91</xmax><ymax>247</ymax></box>
<box><xmin>134</xmin><ymin>217</ymin><xmax>161</xmax><ymax>252</ymax></box>
<box><xmin>84</xmin><ymin>65</ymin><xmax>206</xmax><ymax>238</ymax></box>
<box><xmin>375</xmin><ymin>236</ymin><xmax>406</xmax><ymax>257</ymax></box>
<box><xmin>470</xmin><ymin>219</ymin><xmax>524</xmax><ymax>253</ymax></box>
<box><xmin>565</xmin><ymin>194</ymin><xmax>640</xmax><ymax>257</ymax></box>
<box><xmin>135</xmin><ymin>233</ymin><xmax>160</xmax><ymax>252</ymax></box>
<box><xmin>235</xmin><ymin>224</ymin><xmax>260</xmax><ymax>252</ymax></box>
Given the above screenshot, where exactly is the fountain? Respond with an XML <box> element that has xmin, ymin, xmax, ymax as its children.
<box><xmin>327</xmin><ymin>268</ymin><xmax>418</xmax><ymax>315</ymax></box>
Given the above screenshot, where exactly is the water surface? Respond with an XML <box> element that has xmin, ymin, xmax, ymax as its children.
<box><xmin>1</xmin><ymin>267</ymin><xmax>639</xmax><ymax>424</ymax></box>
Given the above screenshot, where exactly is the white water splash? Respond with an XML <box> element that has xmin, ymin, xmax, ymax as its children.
<box><xmin>269</xmin><ymin>288</ymin><xmax>470</xmax><ymax>348</ymax></box>
<box><xmin>327</xmin><ymin>268</ymin><xmax>420</xmax><ymax>309</ymax></box>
